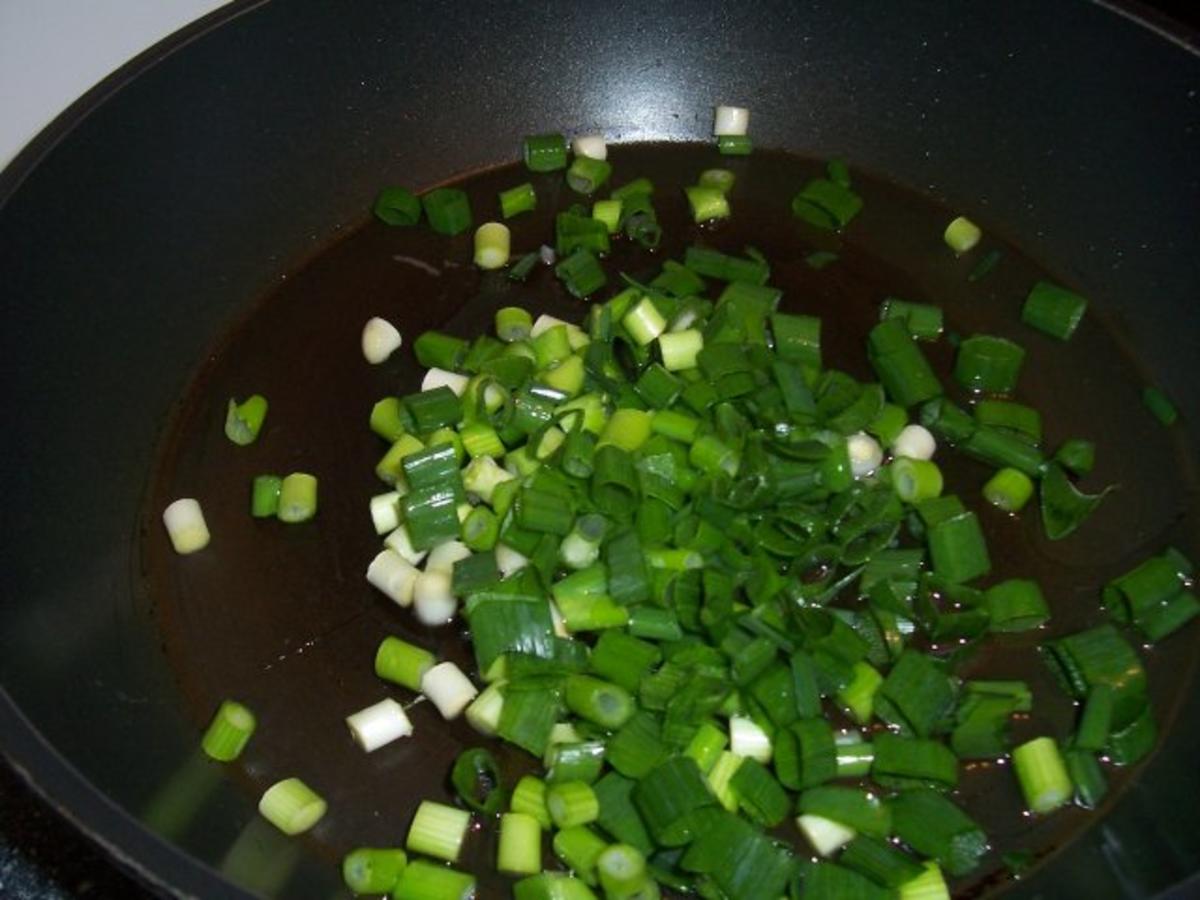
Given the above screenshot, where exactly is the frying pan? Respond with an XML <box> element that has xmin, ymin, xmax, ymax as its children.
<box><xmin>1</xmin><ymin>1</ymin><xmax>1198</xmax><ymax>897</ymax></box>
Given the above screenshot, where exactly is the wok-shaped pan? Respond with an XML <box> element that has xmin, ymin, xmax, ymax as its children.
<box><xmin>1</xmin><ymin>1</ymin><xmax>1198</xmax><ymax>897</ymax></box>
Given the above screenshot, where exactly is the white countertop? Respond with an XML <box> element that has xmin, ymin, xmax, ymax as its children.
<box><xmin>0</xmin><ymin>1</ymin><xmax>228</xmax><ymax>169</ymax></box>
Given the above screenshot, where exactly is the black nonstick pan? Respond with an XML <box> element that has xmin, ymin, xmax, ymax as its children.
<box><xmin>1</xmin><ymin>2</ymin><xmax>1198</xmax><ymax>898</ymax></box>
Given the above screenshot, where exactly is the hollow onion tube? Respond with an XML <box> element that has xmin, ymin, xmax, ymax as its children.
<box><xmin>259</xmin><ymin>778</ymin><xmax>327</xmax><ymax>836</ymax></box>
<box><xmin>366</xmin><ymin>549</ymin><xmax>420</xmax><ymax>607</ymax></box>
<box><xmin>474</xmin><ymin>222</ymin><xmax>511</xmax><ymax>270</ymax></box>
<box><xmin>1012</xmin><ymin>736</ymin><xmax>1073</xmax><ymax>814</ymax></box>
<box><xmin>342</xmin><ymin>848</ymin><xmax>407</xmax><ymax>895</ymax></box>
<box><xmin>345</xmin><ymin>698</ymin><xmax>413</xmax><ymax>752</ymax></box>
<box><xmin>547</xmin><ymin>780</ymin><xmax>600</xmax><ymax>828</ymax></box>
<box><xmin>278</xmin><ymin>473</ymin><xmax>318</xmax><ymax>523</ymax></box>
<box><xmin>413</xmin><ymin>569</ymin><xmax>458</xmax><ymax>625</ymax></box>
<box><xmin>392</xmin><ymin>860</ymin><xmax>475</xmax><ymax>900</ymax></box>
<box><xmin>420</xmin><ymin>662</ymin><xmax>478</xmax><ymax>720</ymax></box>
<box><xmin>406</xmin><ymin>800</ymin><xmax>471</xmax><ymax>863</ymax></box>
<box><xmin>162</xmin><ymin>498</ymin><xmax>210</xmax><ymax>555</ymax></box>
<box><xmin>201</xmin><ymin>700</ymin><xmax>256</xmax><ymax>762</ymax></box>
<box><xmin>943</xmin><ymin>216</ymin><xmax>981</xmax><ymax>253</ymax></box>
<box><xmin>713</xmin><ymin>105</ymin><xmax>749</xmax><ymax>136</ymax></box>
<box><xmin>225</xmin><ymin>394</ymin><xmax>269</xmax><ymax>445</ymax></box>
<box><xmin>572</xmin><ymin>134</ymin><xmax>607</xmax><ymax>160</ymax></box>
<box><xmin>498</xmin><ymin>812</ymin><xmax>542</xmax><ymax>875</ymax></box>
<box><xmin>374</xmin><ymin>636</ymin><xmax>434</xmax><ymax>691</ymax></box>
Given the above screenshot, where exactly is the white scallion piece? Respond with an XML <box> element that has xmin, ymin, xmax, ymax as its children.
<box><xmin>847</xmin><ymin>432</ymin><xmax>884</xmax><ymax>479</ymax></box>
<box><xmin>713</xmin><ymin>104</ymin><xmax>750</xmax><ymax>136</ymax></box>
<box><xmin>425</xmin><ymin>540</ymin><xmax>471</xmax><ymax>575</ymax></box>
<box><xmin>548</xmin><ymin>601</ymin><xmax>570</xmax><ymax>638</ymax></box>
<box><xmin>162</xmin><ymin>498</ymin><xmax>210</xmax><ymax>555</ymax></box>
<box><xmin>892</xmin><ymin>424</ymin><xmax>937</xmax><ymax>461</ymax></box>
<box><xmin>465</xmin><ymin>681</ymin><xmax>506</xmax><ymax>735</ymax></box>
<box><xmin>531</xmin><ymin>313</ymin><xmax>570</xmax><ymax>338</ymax></box>
<box><xmin>369</xmin><ymin>490</ymin><xmax>403</xmax><ymax>535</ymax></box>
<box><xmin>538</xmin><ymin>245</ymin><xmax>556</xmax><ymax>266</ymax></box>
<box><xmin>345</xmin><ymin>698</ymin><xmax>413</xmax><ymax>752</ymax></box>
<box><xmin>796</xmin><ymin>813</ymin><xmax>856</xmax><ymax>857</ymax></box>
<box><xmin>366</xmin><ymin>549</ymin><xmax>420</xmax><ymax>607</ymax></box>
<box><xmin>729</xmin><ymin>715</ymin><xmax>772</xmax><ymax>763</ymax></box>
<box><xmin>361</xmin><ymin>316</ymin><xmax>402</xmax><ymax>364</ymax></box>
<box><xmin>421</xmin><ymin>661</ymin><xmax>478</xmax><ymax>720</ymax></box>
<box><xmin>384</xmin><ymin>524</ymin><xmax>428</xmax><ymax>566</ymax></box>
<box><xmin>572</xmin><ymin>134</ymin><xmax>608</xmax><ymax>160</ymax></box>
<box><xmin>495</xmin><ymin>543</ymin><xmax>530</xmax><ymax>578</ymax></box>
<box><xmin>413</xmin><ymin>569</ymin><xmax>457</xmax><ymax>625</ymax></box>
<box><xmin>421</xmin><ymin>368</ymin><xmax>469</xmax><ymax>396</ymax></box>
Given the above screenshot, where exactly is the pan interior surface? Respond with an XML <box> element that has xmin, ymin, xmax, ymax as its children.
<box><xmin>0</xmin><ymin>2</ymin><xmax>1198</xmax><ymax>899</ymax></box>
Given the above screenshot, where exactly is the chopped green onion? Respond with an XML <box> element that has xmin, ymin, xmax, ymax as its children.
<box><xmin>421</xmin><ymin>187</ymin><xmax>473</xmax><ymax>236</ymax></box>
<box><xmin>623</xmin><ymin>297</ymin><xmax>667</xmax><ymax>346</ymax></box>
<box><xmin>890</xmin><ymin>789</ymin><xmax>987</xmax><ymax>877</ymax></box>
<box><xmin>373</xmin><ymin>186</ymin><xmax>421</xmax><ymax>225</ymax></box>
<box><xmin>880</xmin><ymin>297</ymin><xmax>944</xmax><ymax>341</ymax></box>
<box><xmin>451</xmin><ymin>748</ymin><xmax>506</xmax><ymax>814</ymax></box>
<box><xmin>510</xmin><ymin>774</ymin><xmax>552</xmax><ymax>830</ymax></box>
<box><xmin>473</xmin><ymin>222</ymin><xmax>510</xmax><ymax>269</ymax></box>
<box><xmin>513</xmin><ymin>873</ymin><xmax>598</xmax><ymax>900</ymax></box>
<box><xmin>392</xmin><ymin>859</ymin><xmax>475</xmax><ymax>900</ymax></box>
<box><xmin>362</xmin><ymin>316</ymin><xmax>403</xmax><ymax>364</ymax></box>
<box><xmin>868</xmin><ymin>320</ymin><xmax>942</xmax><ymax>408</ymax></box>
<box><xmin>596</xmin><ymin>844</ymin><xmax>655</xmax><ymax>899</ymax></box>
<box><xmin>342</xmin><ymin>847</ymin><xmax>407</xmax><ymax>895</ymax></box>
<box><xmin>1022</xmin><ymin>280</ymin><xmax>1088</xmax><ymax>340</ymax></box>
<box><xmin>565</xmin><ymin>675</ymin><xmax>635</xmax><ymax>729</ymax></box>
<box><xmin>524</xmin><ymin>133</ymin><xmax>568</xmax><ymax>171</ymax></box>
<box><xmin>552</xmin><ymin>825</ymin><xmax>609</xmax><ymax>884</ymax></box>
<box><xmin>556</xmin><ymin>248</ymin><xmax>607</xmax><ymax>299</ymax></box>
<box><xmin>374</xmin><ymin>636</ymin><xmax>434</xmax><ymax>691</ymax></box>
<box><xmin>345</xmin><ymin>698</ymin><xmax>413</xmax><ymax>752</ymax></box>
<box><xmin>985</xmin><ymin>578</ymin><xmax>1050</xmax><ymax>632</ymax></box>
<box><xmin>497</xmin><ymin>812</ymin><xmax>542</xmax><ymax>875</ymax></box>
<box><xmin>567</xmin><ymin>156</ymin><xmax>613</xmax><ymax>194</ymax></box>
<box><xmin>201</xmin><ymin>700</ymin><xmax>256</xmax><ymax>762</ymax></box>
<box><xmin>954</xmin><ymin>334</ymin><xmax>1025</xmax><ymax>395</ymax></box>
<box><xmin>717</xmin><ymin>134</ymin><xmax>752</xmax><ymax>155</ymax></box>
<box><xmin>891</xmin><ymin>457</ymin><xmax>944</xmax><ymax>503</ymax></box>
<box><xmin>420</xmin><ymin>661</ymin><xmax>478</xmax><ymax>720</ymax></box>
<box><xmin>698</xmin><ymin>168</ymin><xmax>735</xmax><ymax>193</ymax></box>
<box><xmin>547</xmin><ymin>780</ymin><xmax>600</xmax><ymax>829</ymax></box>
<box><xmin>685</xmin><ymin>185</ymin><xmax>730</xmax><ymax>223</ymax></box>
<box><xmin>792</xmin><ymin>177</ymin><xmax>863</xmax><ymax>230</ymax></box>
<box><xmin>500</xmin><ymin>183</ymin><xmax>537</xmax><ymax>219</ymax></box>
<box><xmin>943</xmin><ymin>216</ymin><xmax>981</xmax><ymax>253</ymax></box>
<box><xmin>406</xmin><ymin>800</ymin><xmax>471</xmax><ymax>862</ymax></box>
<box><xmin>927</xmin><ymin>508</ymin><xmax>990</xmax><ymax>584</ymax></box>
<box><xmin>251</xmin><ymin>474</ymin><xmax>282</xmax><ymax>518</ymax></box>
<box><xmin>1142</xmin><ymin>385</ymin><xmax>1178</xmax><ymax>426</ymax></box>
<box><xmin>634</xmin><ymin>756</ymin><xmax>715</xmax><ymax>846</ymax></box>
<box><xmin>592</xmin><ymin>199</ymin><xmax>622</xmax><ymax>233</ymax></box>
<box><xmin>259</xmin><ymin>778</ymin><xmax>327</xmax><ymax>836</ymax></box>
<box><xmin>224</xmin><ymin>394</ymin><xmax>268</xmax><ymax>445</ymax></box>
<box><xmin>162</xmin><ymin>498</ymin><xmax>210</xmax><ymax>555</ymax></box>
<box><xmin>982</xmin><ymin>467</ymin><xmax>1034</xmax><ymax>513</ymax></box>
<box><xmin>1039</xmin><ymin>463</ymin><xmax>1113</xmax><ymax>540</ymax></box>
<box><xmin>1012</xmin><ymin>736</ymin><xmax>1073</xmax><ymax>815</ymax></box>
